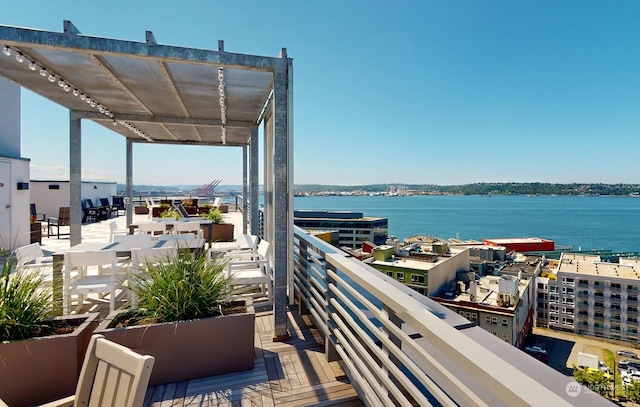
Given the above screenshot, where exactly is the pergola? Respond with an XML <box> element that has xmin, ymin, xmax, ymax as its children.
<box><xmin>0</xmin><ymin>20</ymin><xmax>293</xmax><ymax>339</ymax></box>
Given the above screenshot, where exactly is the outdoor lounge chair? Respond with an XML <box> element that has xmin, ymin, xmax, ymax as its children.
<box><xmin>81</xmin><ymin>199</ymin><xmax>98</xmax><ymax>223</ymax></box>
<box><xmin>39</xmin><ymin>334</ymin><xmax>154</xmax><ymax>407</ymax></box>
<box><xmin>99</xmin><ymin>197</ymin><xmax>117</xmax><ymax>218</ymax></box>
<box><xmin>175</xmin><ymin>203</ymin><xmax>200</xmax><ymax>218</ymax></box>
<box><xmin>47</xmin><ymin>207</ymin><xmax>70</xmax><ymax>238</ymax></box>
<box><xmin>112</xmin><ymin>196</ymin><xmax>126</xmax><ymax>216</ymax></box>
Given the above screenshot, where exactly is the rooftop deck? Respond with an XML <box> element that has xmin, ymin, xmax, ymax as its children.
<box><xmin>38</xmin><ymin>209</ymin><xmax>363</xmax><ymax>407</ymax></box>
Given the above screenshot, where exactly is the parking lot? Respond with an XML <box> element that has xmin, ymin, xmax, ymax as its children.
<box><xmin>531</xmin><ymin>327</ymin><xmax>640</xmax><ymax>375</ymax></box>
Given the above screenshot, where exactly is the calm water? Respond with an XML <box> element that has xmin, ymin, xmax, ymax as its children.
<box><xmin>294</xmin><ymin>195</ymin><xmax>640</xmax><ymax>252</ymax></box>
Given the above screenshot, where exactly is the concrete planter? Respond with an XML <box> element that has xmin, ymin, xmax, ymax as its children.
<box><xmin>0</xmin><ymin>313</ymin><xmax>99</xmax><ymax>407</ymax></box>
<box><xmin>95</xmin><ymin>300</ymin><xmax>255</xmax><ymax>386</ymax></box>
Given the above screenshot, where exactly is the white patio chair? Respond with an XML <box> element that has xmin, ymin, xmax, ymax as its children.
<box><xmin>109</xmin><ymin>220</ymin><xmax>128</xmax><ymax>243</ymax></box>
<box><xmin>224</xmin><ymin>240</ymin><xmax>272</xmax><ymax>305</ymax></box>
<box><xmin>138</xmin><ymin>222</ymin><xmax>168</xmax><ymax>236</ymax></box>
<box><xmin>14</xmin><ymin>243</ymin><xmax>53</xmax><ymax>291</ymax></box>
<box><xmin>15</xmin><ymin>242</ymin><xmax>53</xmax><ymax>267</ymax></box>
<box><xmin>129</xmin><ymin>246</ymin><xmax>179</xmax><ymax>307</ymax></box>
<box><xmin>173</xmin><ymin>221</ymin><xmax>203</xmax><ymax>238</ymax></box>
<box><xmin>63</xmin><ymin>250</ymin><xmax>124</xmax><ymax>314</ymax></box>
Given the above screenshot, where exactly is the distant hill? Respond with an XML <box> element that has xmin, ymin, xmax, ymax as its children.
<box><xmin>118</xmin><ymin>183</ymin><xmax>640</xmax><ymax>196</ymax></box>
<box><xmin>294</xmin><ymin>183</ymin><xmax>640</xmax><ymax>196</ymax></box>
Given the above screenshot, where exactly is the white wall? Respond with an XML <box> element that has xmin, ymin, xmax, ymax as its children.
<box><xmin>30</xmin><ymin>181</ymin><xmax>117</xmax><ymax>221</ymax></box>
<box><xmin>428</xmin><ymin>249</ymin><xmax>471</xmax><ymax>296</ymax></box>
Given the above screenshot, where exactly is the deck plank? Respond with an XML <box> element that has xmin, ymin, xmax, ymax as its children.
<box><xmin>143</xmin><ymin>308</ymin><xmax>363</xmax><ymax>406</ymax></box>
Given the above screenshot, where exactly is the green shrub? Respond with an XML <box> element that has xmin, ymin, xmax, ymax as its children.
<box><xmin>202</xmin><ymin>208</ymin><xmax>223</xmax><ymax>223</ymax></box>
<box><xmin>0</xmin><ymin>255</ymin><xmax>53</xmax><ymax>341</ymax></box>
<box><xmin>126</xmin><ymin>250</ymin><xmax>233</xmax><ymax>324</ymax></box>
<box><xmin>160</xmin><ymin>207</ymin><xmax>181</xmax><ymax>219</ymax></box>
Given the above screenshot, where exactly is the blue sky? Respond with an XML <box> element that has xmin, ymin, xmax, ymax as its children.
<box><xmin>3</xmin><ymin>1</ymin><xmax>640</xmax><ymax>186</ymax></box>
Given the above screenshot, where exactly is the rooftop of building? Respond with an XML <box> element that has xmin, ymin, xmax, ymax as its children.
<box><xmin>365</xmin><ymin>242</ymin><xmax>467</xmax><ymax>272</ymax></box>
<box><xmin>293</xmin><ymin>210</ymin><xmax>386</xmax><ymax>222</ymax></box>
<box><xmin>435</xmin><ymin>272</ymin><xmax>532</xmax><ymax>312</ymax></box>
<box><xmin>557</xmin><ymin>252</ymin><xmax>640</xmax><ymax>281</ymax></box>
<box><xmin>483</xmin><ymin>237</ymin><xmax>553</xmax><ymax>245</ymax></box>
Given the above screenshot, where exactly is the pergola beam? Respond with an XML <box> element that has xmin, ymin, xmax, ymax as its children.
<box><xmin>75</xmin><ymin>111</ymin><xmax>255</xmax><ymax>128</ymax></box>
<box><xmin>0</xmin><ymin>22</ymin><xmax>279</xmax><ymax>72</ymax></box>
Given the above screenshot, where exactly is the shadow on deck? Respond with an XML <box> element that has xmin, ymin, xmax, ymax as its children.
<box><xmin>142</xmin><ymin>308</ymin><xmax>364</xmax><ymax>407</ymax></box>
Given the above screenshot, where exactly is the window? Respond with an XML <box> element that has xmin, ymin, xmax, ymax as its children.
<box><xmin>492</xmin><ymin>316</ymin><xmax>498</xmax><ymax>325</ymax></box>
<box><xmin>485</xmin><ymin>316</ymin><xmax>491</xmax><ymax>323</ymax></box>
<box><xmin>410</xmin><ymin>274</ymin><xmax>425</xmax><ymax>285</ymax></box>
<box><xmin>470</xmin><ymin>313</ymin><xmax>478</xmax><ymax>321</ymax></box>
<box><xmin>386</xmin><ymin>271</ymin><xmax>393</xmax><ymax>277</ymax></box>
<box><xmin>502</xmin><ymin>318</ymin><xmax>508</xmax><ymax>326</ymax></box>
<box><xmin>502</xmin><ymin>332</ymin><xmax>509</xmax><ymax>341</ymax></box>
<box><xmin>492</xmin><ymin>331</ymin><xmax>498</xmax><ymax>336</ymax></box>
<box><xmin>395</xmin><ymin>272</ymin><xmax>404</xmax><ymax>282</ymax></box>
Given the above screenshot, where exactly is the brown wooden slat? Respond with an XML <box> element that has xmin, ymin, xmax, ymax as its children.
<box><xmin>145</xmin><ymin>309</ymin><xmax>364</xmax><ymax>406</ymax></box>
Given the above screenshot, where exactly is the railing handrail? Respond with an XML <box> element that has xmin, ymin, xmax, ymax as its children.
<box><xmin>293</xmin><ymin>225</ymin><xmax>605</xmax><ymax>406</ymax></box>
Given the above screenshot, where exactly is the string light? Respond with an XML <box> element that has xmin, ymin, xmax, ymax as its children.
<box><xmin>218</xmin><ymin>67</ymin><xmax>227</xmax><ymax>144</ymax></box>
<box><xmin>3</xmin><ymin>44</ymin><xmax>148</xmax><ymax>141</ymax></box>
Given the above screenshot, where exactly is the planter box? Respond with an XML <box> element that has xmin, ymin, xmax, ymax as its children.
<box><xmin>219</xmin><ymin>204</ymin><xmax>229</xmax><ymax>213</ymax></box>
<box><xmin>95</xmin><ymin>300</ymin><xmax>255</xmax><ymax>386</ymax></box>
<box><xmin>152</xmin><ymin>206</ymin><xmax>169</xmax><ymax>217</ymax></box>
<box><xmin>203</xmin><ymin>222</ymin><xmax>235</xmax><ymax>242</ymax></box>
<box><xmin>185</xmin><ymin>205</ymin><xmax>197</xmax><ymax>215</ymax></box>
<box><xmin>0</xmin><ymin>313</ymin><xmax>99</xmax><ymax>407</ymax></box>
<box><xmin>134</xmin><ymin>205</ymin><xmax>149</xmax><ymax>214</ymax></box>
<box><xmin>198</xmin><ymin>206</ymin><xmax>213</xmax><ymax>215</ymax></box>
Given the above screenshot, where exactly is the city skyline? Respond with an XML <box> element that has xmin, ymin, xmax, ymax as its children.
<box><xmin>4</xmin><ymin>1</ymin><xmax>640</xmax><ymax>185</ymax></box>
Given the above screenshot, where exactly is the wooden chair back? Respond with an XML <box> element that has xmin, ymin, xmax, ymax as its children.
<box><xmin>72</xmin><ymin>334</ymin><xmax>154</xmax><ymax>407</ymax></box>
<box><xmin>58</xmin><ymin>207</ymin><xmax>70</xmax><ymax>226</ymax></box>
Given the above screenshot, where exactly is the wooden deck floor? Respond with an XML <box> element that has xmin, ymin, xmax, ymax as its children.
<box><xmin>142</xmin><ymin>308</ymin><xmax>364</xmax><ymax>407</ymax></box>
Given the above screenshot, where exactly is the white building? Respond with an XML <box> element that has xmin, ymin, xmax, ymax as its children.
<box><xmin>537</xmin><ymin>253</ymin><xmax>640</xmax><ymax>343</ymax></box>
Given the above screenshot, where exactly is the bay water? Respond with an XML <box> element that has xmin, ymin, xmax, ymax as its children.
<box><xmin>294</xmin><ymin>195</ymin><xmax>640</xmax><ymax>253</ymax></box>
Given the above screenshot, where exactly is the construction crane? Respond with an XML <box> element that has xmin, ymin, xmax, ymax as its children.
<box><xmin>191</xmin><ymin>179</ymin><xmax>221</xmax><ymax>197</ymax></box>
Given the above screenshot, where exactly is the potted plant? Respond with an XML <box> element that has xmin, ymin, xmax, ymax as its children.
<box><xmin>198</xmin><ymin>202</ymin><xmax>212</xmax><ymax>215</ymax></box>
<box><xmin>95</xmin><ymin>249</ymin><xmax>255</xmax><ymax>386</ymax></box>
<box><xmin>202</xmin><ymin>207</ymin><xmax>235</xmax><ymax>242</ymax></box>
<box><xmin>152</xmin><ymin>202</ymin><xmax>171</xmax><ymax>218</ymax></box>
<box><xmin>0</xmin><ymin>252</ymin><xmax>98</xmax><ymax>407</ymax></box>
<box><xmin>160</xmin><ymin>207</ymin><xmax>181</xmax><ymax>220</ymax></box>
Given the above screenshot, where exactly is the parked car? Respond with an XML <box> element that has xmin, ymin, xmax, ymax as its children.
<box><xmin>599</xmin><ymin>361</ymin><xmax>611</xmax><ymax>374</ymax></box>
<box><xmin>623</xmin><ymin>372</ymin><xmax>640</xmax><ymax>385</ymax></box>
<box><xmin>617</xmin><ymin>350</ymin><xmax>638</xmax><ymax>359</ymax></box>
<box><xmin>524</xmin><ymin>345</ymin><xmax>547</xmax><ymax>355</ymax></box>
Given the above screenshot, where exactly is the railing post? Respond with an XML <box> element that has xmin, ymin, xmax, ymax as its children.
<box><xmin>325</xmin><ymin>262</ymin><xmax>340</xmax><ymax>362</ymax></box>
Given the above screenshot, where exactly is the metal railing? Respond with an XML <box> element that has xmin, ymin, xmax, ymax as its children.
<box><xmin>292</xmin><ymin>226</ymin><xmax>578</xmax><ymax>407</ymax></box>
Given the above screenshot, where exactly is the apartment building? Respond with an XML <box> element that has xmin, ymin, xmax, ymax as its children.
<box><xmin>365</xmin><ymin>239</ymin><xmax>539</xmax><ymax>347</ymax></box>
<box><xmin>293</xmin><ymin>210</ymin><xmax>388</xmax><ymax>249</ymax></box>
<box><xmin>536</xmin><ymin>252</ymin><xmax>640</xmax><ymax>343</ymax></box>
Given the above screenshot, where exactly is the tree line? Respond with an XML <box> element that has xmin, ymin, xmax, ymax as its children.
<box><xmin>294</xmin><ymin>183</ymin><xmax>640</xmax><ymax>196</ymax></box>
